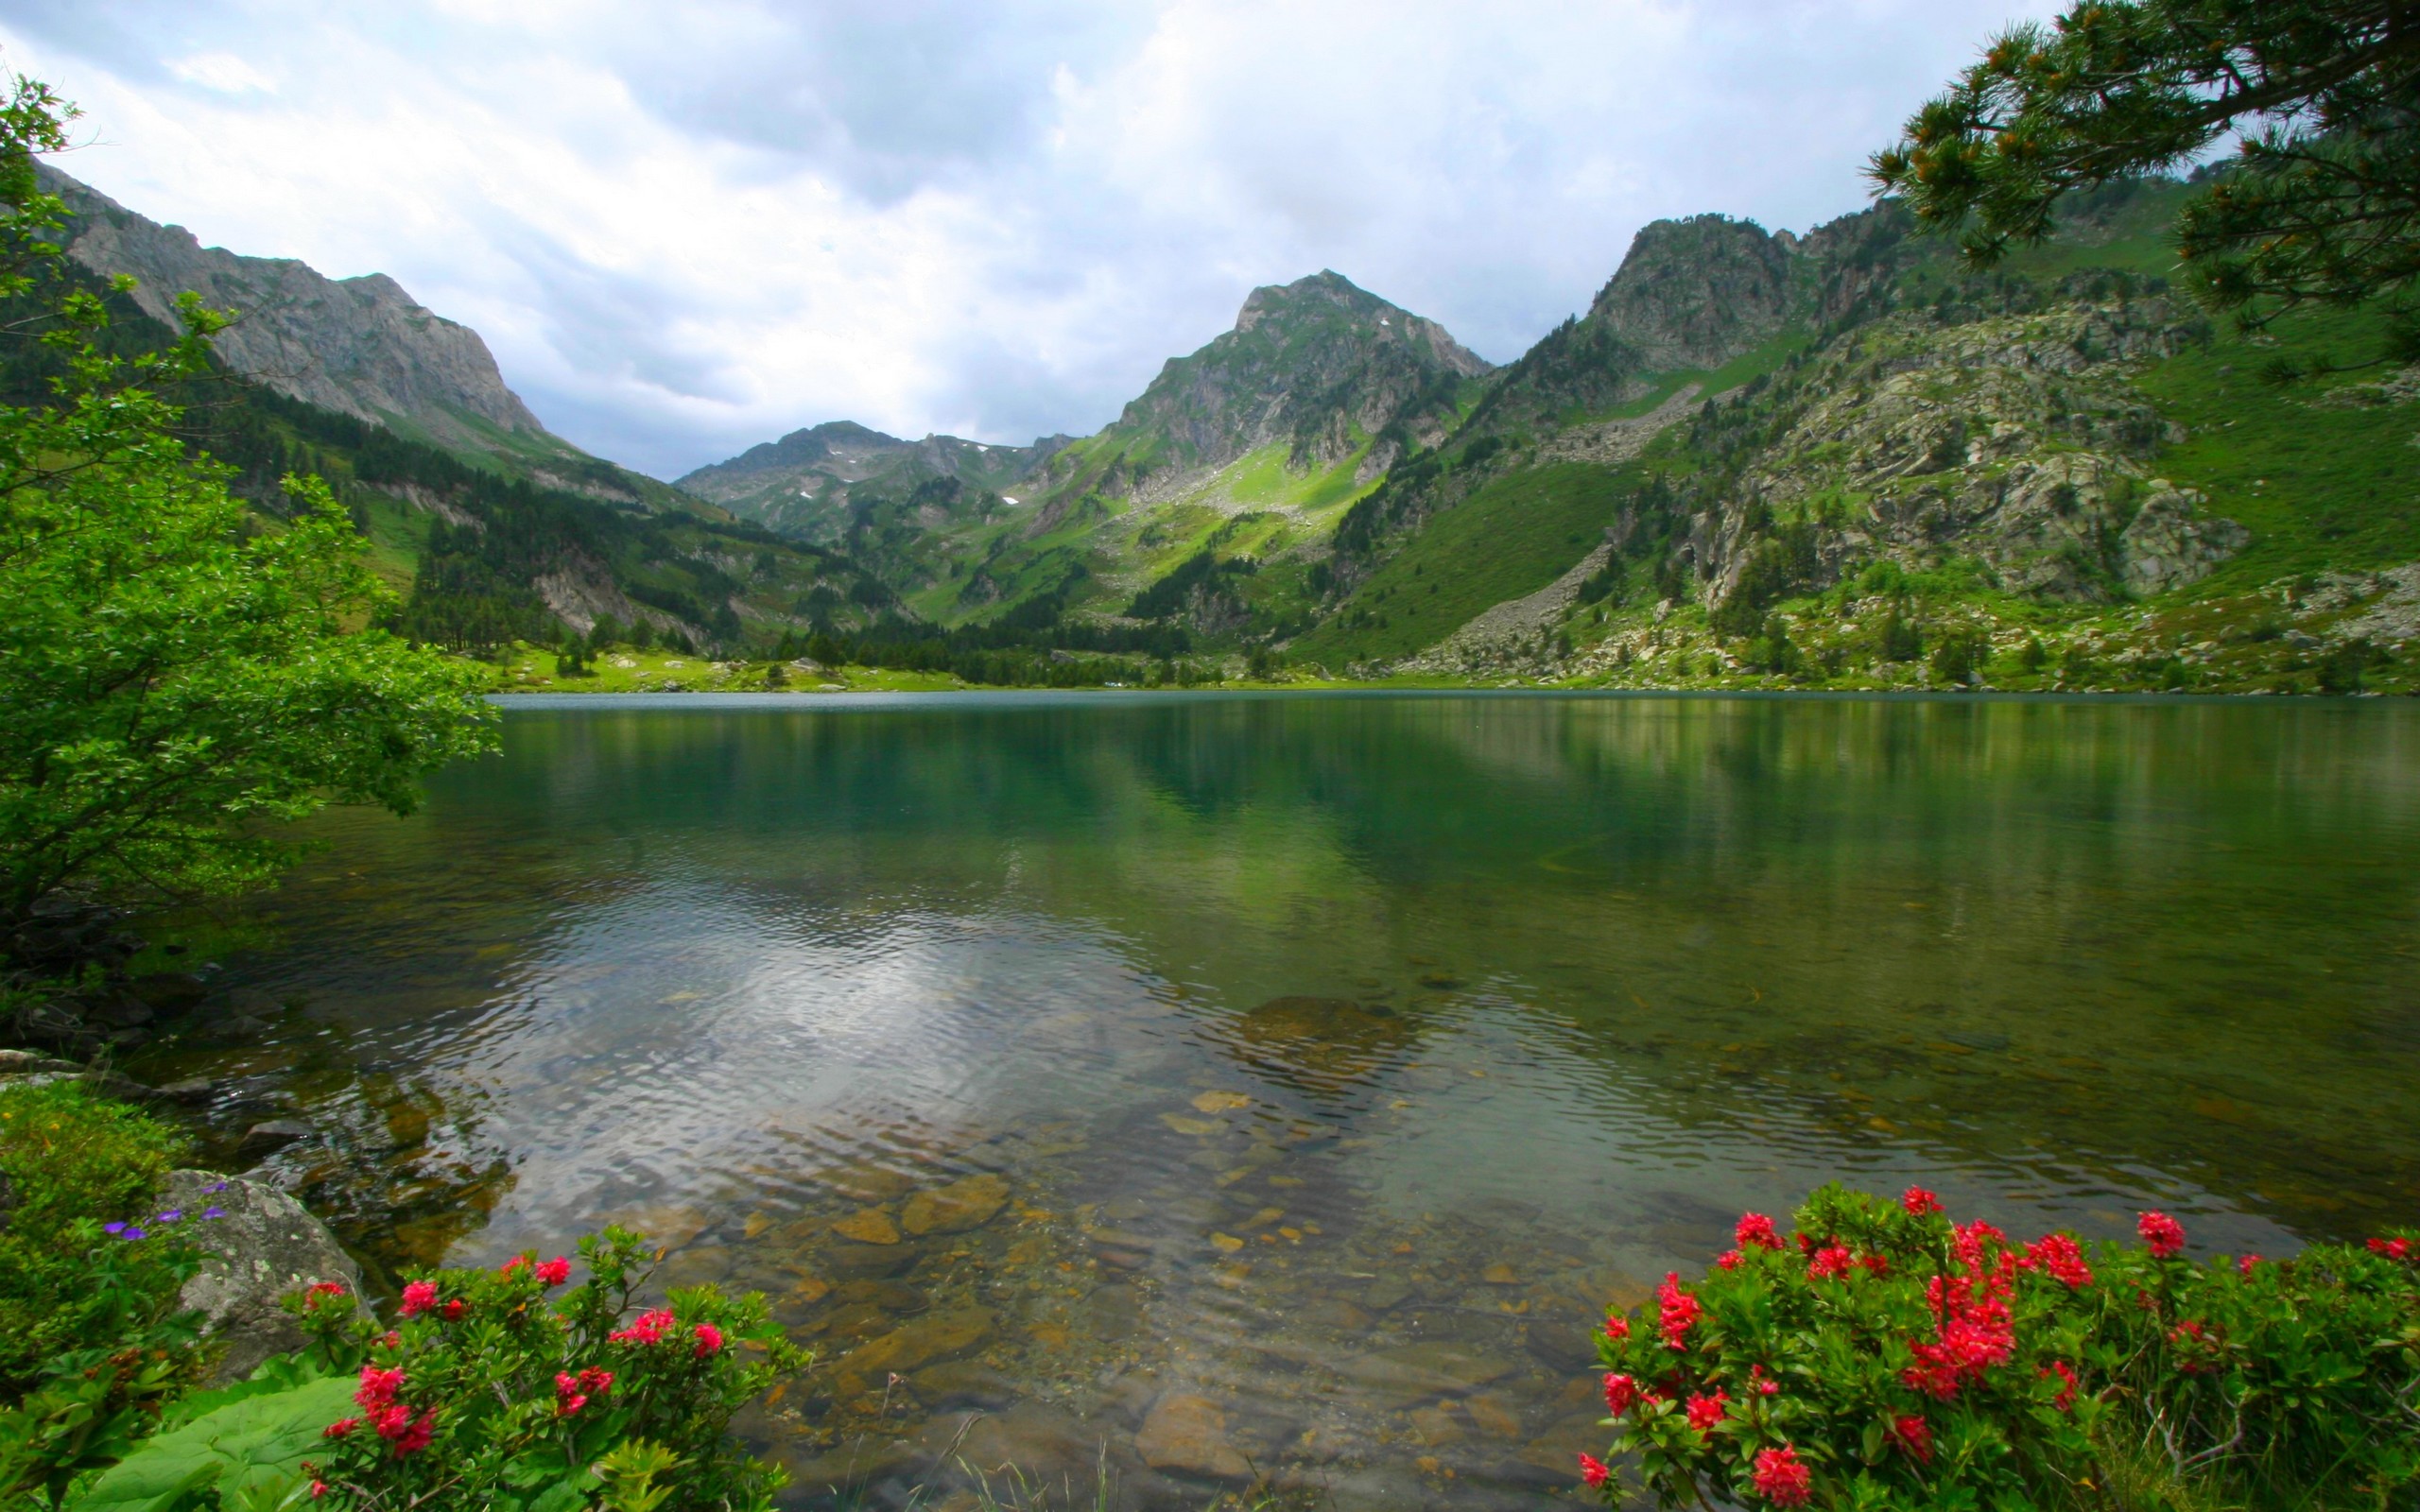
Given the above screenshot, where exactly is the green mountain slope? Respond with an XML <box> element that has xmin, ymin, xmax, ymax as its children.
<box><xmin>684</xmin><ymin>270</ymin><xmax>1499</xmax><ymax>642</ymax></box>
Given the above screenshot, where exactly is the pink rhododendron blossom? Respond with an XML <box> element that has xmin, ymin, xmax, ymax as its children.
<box><xmin>2137</xmin><ymin>1211</ymin><xmax>2187</xmax><ymax>1259</ymax></box>
<box><xmin>1752</xmin><ymin>1445</ymin><xmax>1813</xmax><ymax>1506</ymax></box>
<box><xmin>1655</xmin><ymin>1273</ymin><xmax>1701</xmax><ymax>1350</ymax></box>
<box><xmin>398</xmin><ymin>1280</ymin><xmax>437</xmax><ymax>1318</ymax></box>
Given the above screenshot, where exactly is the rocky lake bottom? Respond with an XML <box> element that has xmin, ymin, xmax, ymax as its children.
<box><xmin>124</xmin><ymin>692</ymin><xmax>2420</xmax><ymax>1509</ymax></box>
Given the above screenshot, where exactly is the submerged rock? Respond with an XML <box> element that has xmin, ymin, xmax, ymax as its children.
<box><xmin>1133</xmin><ymin>1393</ymin><xmax>1251</xmax><ymax>1482</ymax></box>
<box><xmin>900</xmin><ymin>1173</ymin><xmax>1010</xmax><ymax>1236</ymax></box>
<box><xmin>832</xmin><ymin>1207</ymin><xmax>903</xmax><ymax>1245</ymax></box>
<box><xmin>163</xmin><ymin>1169</ymin><xmax>363</xmax><ymax>1384</ymax></box>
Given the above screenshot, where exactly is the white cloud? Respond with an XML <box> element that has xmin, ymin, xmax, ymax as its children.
<box><xmin>164</xmin><ymin>51</ymin><xmax>274</xmax><ymax>94</ymax></box>
<box><xmin>0</xmin><ymin>0</ymin><xmax>2059</xmax><ymax>479</ymax></box>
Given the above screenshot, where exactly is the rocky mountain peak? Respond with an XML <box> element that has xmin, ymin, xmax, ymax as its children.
<box><xmin>1586</xmin><ymin>213</ymin><xmax>1796</xmax><ymax>371</ymax></box>
<box><xmin>36</xmin><ymin>164</ymin><xmax>556</xmax><ymax>458</ymax></box>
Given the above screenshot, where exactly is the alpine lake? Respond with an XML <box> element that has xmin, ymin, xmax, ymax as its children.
<box><xmin>129</xmin><ymin>692</ymin><xmax>2420</xmax><ymax>1511</ymax></box>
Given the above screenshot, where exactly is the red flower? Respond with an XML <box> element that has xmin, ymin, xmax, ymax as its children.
<box><xmin>535</xmin><ymin>1256</ymin><xmax>572</xmax><ymax>1286</ymax></box>
<box><xmin>309</xmin><ymin>1481</ymin><xmax>326</xmax><ymax>1500</ymax></box>
<box><xmin>1603</xmin><ymin>1373</ymin><xmax>1641</xmax><ymax>1415</ymax></box>
<box><xmin>354</xmin><ymin>1366</ymin><xmax>405</xmax><ymax>1411</ymax></box>
<box><xmin>322</xmin><ymin>1417</ymin><xmax>360</xmax><ymax>1439</ymax></box>
<box><xmin>554</xmin><ymin>1372</ymin><xmax>591</xmax><ymax>1417</ymax></box>
<box><xmin>398</xmin><ymin>1280</ymin><xmax>437</xmax><ymax>1318</ymax></box>
<box><xmin>2137</xmin><ymin>1211</ymin><xmax>2186</xmax><ymax>1259</ymax></box>
<box><xmin>1735</xmin><ymin>1212</ymin><xmax>1783</xmax><ymax>1251</ymax></box>
<box><xmin>2369</xmin><ymin>1237</ymin><xmax>2413</xmax><ymax>1263</ymax></box>
<box><xmin>611</xmin><ymin>1308</ymin><xmax>675</xmax><ymax>1346</ymax></box>
<box><xmin>1891</xmin><ymin>1414</ymin><xmax>1933</xmax><ymax>1463</ymax></box>
<box><xmin>499</xmin><ymin>1255</ymin><xmax>527</xmax><ymax>1278</ymax></box>
<box><xmin>576</xmin><ymin>1367</ymin><xmax>614</xmax><ymax>1394</ymax></box>
<box><xmin>1602</xmin><ymin>1314</ymin><xmax>1630</xmax><ymax>1344</ymax></box>
<box><xmin>441</xmin><ymin>1299</ymin><xmax>466</xmax><ymax>1321</ymax></box>
<box><xmin>2238</xmin><ymin>1254</ymin><xmax>2261</xmax><ymax>1276</ymax></box>
<box><xmin>307</xmin><ymin>1281</ymin><xmax>348</xmax><ymax>1299</ymax></box>
<box><xmin>1806</xmin><ymin>1245</ymin><xmax>1855</xmax><ymax>1281</ymax></box>
<box><xmin>2041</xmin><ymin>1359</ymin><xmax>2079</xmax><ymax>1412</ymax></box>
<box><xmin>1715</xmin><ymin>1249</ymin><xmax>1742</xmax><ymax>1271</ymax></box>
<box><xmin>1902</xmin><ymin>1187</ymin><xmax>1942</xmax><ymax>1216</ymax></box>
<box><xmin>1577</xmin><ymin>1452</ymin><xmax>1610</xmax><ymax>1488</ymax></box>
<box><xmin>2021</xmin><ymin>1232</ymin><xmax>2093</xmax><ymax>1288</ymax></box>
<box><xmin>1858</xmin><ymin>1252</ymin><xmax>1891</xmax><ymax>1277</ymax></box>
<box><xmin>693</xmin><ymin>1323</ymin><xmax>725</xmax><ymax>1357</ymax></box>
<box><xmin>1751</xmin><ymin>1445</ymin><xmax>1812</xmax><ymax>1507</ymax></box>
<box><xmin>1749</xmin><ymin>1364</ymin><xmax>1779</xmax><ymax>1397</ymax></box>
<box><xmin>1685</xmin><ymin>1389</ymin><xmax>1728</xmax><ymax>1432</ymax></box>
<box><xmin>1655</xmin><ymin>1273</ymin><xmax>1701</xmax><ymax>1351</ymax></box>
<box><xmin>389</xmin><ymin>1409</ymin><xmax>435</xmax><ymax>1456</ymax></box>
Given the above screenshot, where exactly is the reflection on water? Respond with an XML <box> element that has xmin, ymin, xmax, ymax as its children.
<box><xmin>138</xmin><ymin>693</ymin><xmax>2420</xmax><ymax>1510</ymax></box>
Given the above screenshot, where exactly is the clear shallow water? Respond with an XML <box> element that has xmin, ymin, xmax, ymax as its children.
<box><xmin>140</xmin><ymin>693</ymin><xmax>2420</xmax><ymax>1510</ymax></box>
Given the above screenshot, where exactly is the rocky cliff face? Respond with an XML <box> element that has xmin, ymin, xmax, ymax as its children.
<box><xmin>39</xmin><ymin>164</ymin><xmax>554</xmax><ymax>458</ymax></box>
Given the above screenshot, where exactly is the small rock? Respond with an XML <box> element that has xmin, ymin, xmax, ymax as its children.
<box><xmin>823</xmin><ymin>1241</ymin><xmax>920</xmax><ymax>1280</ymax></box>
<box><xmin>835</xmin><ymin>1280</ymin><xmax>928</xmax><ymax>1314</ymax></box>
<box><xmin>910</xmin><ymin>1359</ymin><xmax>1023</xmax><ymax>1411</ymax></box>
<box><xmin>1482</xmin><ymin>1263</ymin><xmax>1520</xmax><ymax>1285</ymax></box>
<box><xmin>899</xmin><ymin>1173</ymin><xmax>1010</xmax><ymax>1237</ymax></box>
<box><xmin>832</xmin><ymin>1207</ymin><xmax>902</xmax><ymax>1245</ymax></box>
<box><xmin>1133</xmin><ymin>1393</ymin><xmax>1251</xmax><ymax>1482</ymax></box>
<box><xmin>239</xmin><ymin>1119</ymin><xmax>313</xmax><ymax>1155</ymax></box>
<box><xmin>1406</xmin><ymin>1404</ymin><xmax>1464</xmax><ymax>1446</ymax></box>
<box><xmin>152</xmin><ymin>1076</ymin><xmax>219</xmax><ymax>1103</ymax></box>
<box><xmin>1189</xmin><ymin>1091</ymin><xmax>1252</xmax><ymax>1113</ymax></box>
<box><xmin>1464</xmin><ymin>1391</ymin><xmax>1525</xmax><ymax>1439</ymax></box>
<box><xmin>832</xmin><ymin>1306</ymin><xmax>996</xmax><ymax>1385</ymax></box>
<box><xmin>0</xmin><ymin>1050</ymin><xmax>80</xmax><ymax>1075</ymax></box>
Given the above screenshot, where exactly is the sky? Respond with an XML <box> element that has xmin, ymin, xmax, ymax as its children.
<box><xmin>0</xmin><ymin>1</ymin><xmax>2059</xmax><ymax>480</ymax></box>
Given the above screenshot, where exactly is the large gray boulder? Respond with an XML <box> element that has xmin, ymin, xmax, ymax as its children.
<box><xmin>161</xmin><ymin>1169</ymin><xmax>364</xmax><ymax>1384</ymax></box>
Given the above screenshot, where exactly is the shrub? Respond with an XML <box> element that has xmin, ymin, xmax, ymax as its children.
<box><xmin>0</xmin><ymin>1084</ymin><xmax>216</xmax><ymax>1504</ymax></box>
<box><xmin>0</xmin><ymin>1082</ymin><xmax>197</xmax><ymax>1397</ymax></box>
<box><xmin>283</xmin><ymin>1228</ymin><xmax>807</xmax><ymax>1511</ymax></box>
<box><xmin>1583</xmin><ymin>1185</ymin><xmax>2420</xmax><ymax>1511</ymax></box>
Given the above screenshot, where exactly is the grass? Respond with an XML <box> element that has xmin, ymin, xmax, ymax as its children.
<box><xmin>484</xmin><ymin>644</ymin><xmax>962</xmax><ymax>695</ymax></box>
<box><xmin>1290</xmin><ymin>462</ymin><xmax>1639</xmax><ymax>666</ymax></box>
<box><xmin>2130</xmin><ymin>303</ymin><xmax>2420</xmax><ymax>590</ymax></box>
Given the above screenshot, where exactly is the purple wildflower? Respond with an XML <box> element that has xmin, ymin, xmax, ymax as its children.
<box><xmin>201</xmin><ymin>1207</ymin><xmax>226</xmax><ymax>1220</ymax></box>
<box><xmin>103</xmin><ymin>1222</ymin><xmax>127</xmax><ymax>1235</ymax></box>
<box><xmin>156</xmin><ymin>1210</ymin><xmax>183</xmax><ymax>1223</ymax></box>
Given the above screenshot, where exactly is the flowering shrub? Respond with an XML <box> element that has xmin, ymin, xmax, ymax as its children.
<box><xmin>1587</xmin><ymin>1184</ymin><xmax>2420</xmax><ymax>1510</ymax></box>
<box><xmin>285</xmin><ymin>1228</ymin><xmax>807</xmax><ymax>1511</ymax></box>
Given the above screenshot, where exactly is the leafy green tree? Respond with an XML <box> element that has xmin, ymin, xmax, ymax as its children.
<box><xmin>0</xmin><ymin>80</ymin><xmax>494</xmax><ymax>929</ymax></box>
<box><xmin>1873</xmin><ymin>1</ymin><xmax>2420</xmax><ymax>357</ymax></box>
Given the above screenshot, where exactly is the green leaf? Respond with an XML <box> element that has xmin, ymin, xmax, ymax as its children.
<box><xmin>66</xmin><ymin>1376</ymin><xmax>355</xmax><ymax>1512</ymax></box>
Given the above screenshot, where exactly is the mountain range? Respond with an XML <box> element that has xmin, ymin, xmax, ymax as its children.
<box><xmin>36</xmin><ymin>163</ymin><xmax>2420</xmax><ymax>694</ymax></box>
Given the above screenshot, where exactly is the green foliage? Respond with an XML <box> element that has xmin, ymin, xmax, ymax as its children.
<box><xmin>64</xmin><ymin>1373</ymin><xmax>356</xmax><ymax>1512</ymax></box>
<box><xmin>1873</xmin><ymin>0</ymin><xmax>2420</xmax><ymax>353</ymax></box>
<box><xmin>287</xmin><ymin>1228</ymin><xmax>807</xmax><ymax>1511</ymax></box>
<box><xmin>0</xmin><ymin>1083</ymin><xmax>200</xmax><ymax>1401</ymax></box>
<box><xmin>0</xmin><ymin>1084</ymin><xmax>217</xmax><ymax>1506</ymax></box>
<box><xmin>0</xmin><ymin>80</ymin><xmax>495</xmax><ymax>922</ymax></box>
<box><xmin>1587</xmin><ymin>1185</ymin><xmax>2420</xmax><ymax>1511</ymax></box>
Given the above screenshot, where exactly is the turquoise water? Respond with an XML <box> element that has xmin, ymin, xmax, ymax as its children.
<box><xmin>140</xmin><ymin>693</ymin><xmax>2420</xmax><ymax>1509</ymax></box>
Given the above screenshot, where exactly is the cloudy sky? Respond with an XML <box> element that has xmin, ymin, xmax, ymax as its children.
<box><xmin>1</xmin><ymin>1</ymin><xmax>2054</xmax><ymax>479</ymax></box>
